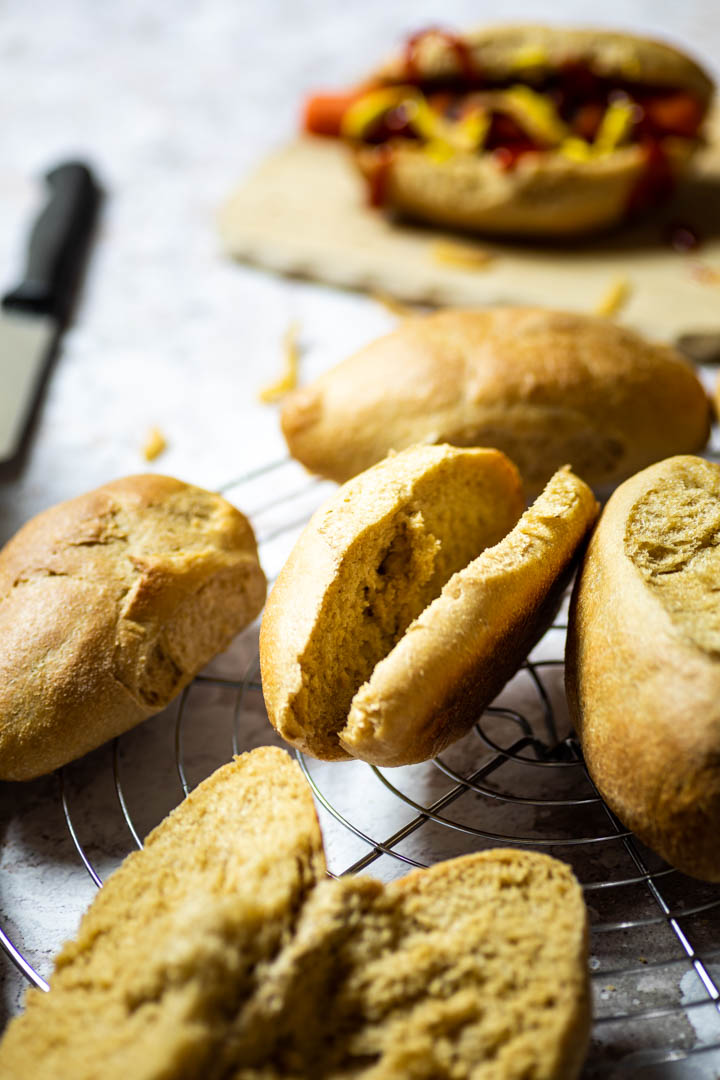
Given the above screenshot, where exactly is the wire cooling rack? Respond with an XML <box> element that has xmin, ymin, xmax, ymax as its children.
<box><xmin>2</xmin><ymin>456</ymin><xmax>720</xmax><ymax>1079</ymax></box>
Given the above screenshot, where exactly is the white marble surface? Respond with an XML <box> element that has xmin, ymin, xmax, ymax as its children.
<box><xmin>1</xmin><ymin>0</ymin><xmax>719</xmax><ymax>534</ymax></box>
<box><xmin>2</xmin><ymin>1</ymin><xmax>720</xmax><ymax>1075</ymax></box>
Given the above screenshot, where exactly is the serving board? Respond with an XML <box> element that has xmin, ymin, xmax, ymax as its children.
<box><xmin>220</xmin><ymin>116</ymin><xmax>720</xmax><ymax>344</ymax></box>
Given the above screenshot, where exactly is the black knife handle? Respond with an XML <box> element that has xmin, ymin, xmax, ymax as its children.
<box><xmin>2</xmin><ymin>161</ymin><xmax>101</xmax><ymax>321</ymax></box>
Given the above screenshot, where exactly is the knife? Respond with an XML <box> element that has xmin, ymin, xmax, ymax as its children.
<box><xmin>0</xmin><ymin>161</ymin><xmax>101</xmax><ymax>465</ymax></box>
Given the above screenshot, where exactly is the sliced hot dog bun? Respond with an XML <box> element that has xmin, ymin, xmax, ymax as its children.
<box><xmin>566</xmin><ymin>455</ymin><xmax>720</xmax><ymax>881</ymax></box>
<box><xmin>342</xmin><ymin>466</ymin><xmax>598</xmax><ymax>766</ymax></box>
<box><xmin>0</xmin><ymin>746</ymin><xmax>591</xmax><ymax>1079</ymax></box>
<box><xmin>237</xmin><ymin>848</ymin><xmax>591</xmax><ymax>1080</ymax></box>
<box><xmin>282</xmin><ymin>308</ymin><xmax>711</xmax><ymax>495</ymax></box>
<box><xmin>260</xmin><ymin>444</ymin><xmax>524</xmax><ymax>761</ymax></box>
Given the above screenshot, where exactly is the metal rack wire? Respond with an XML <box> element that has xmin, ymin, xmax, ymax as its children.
<box><xmin>2</xmin><ymin>455</ymin><xmax>720</xmax><ymax>1077</ymax></box>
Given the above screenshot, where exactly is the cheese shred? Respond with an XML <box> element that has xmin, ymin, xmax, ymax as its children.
<box><xmin>142</xmin><ymin>425</ymin><xmax>167</xmax><ymax>460</ymax></box>
<box><xmin>142</xmin><ymin>427</ymin><xmax>167</xmax><ymax>462</ymax></box>
<box><xmin>594</xmin><ymin>276</ymin><xmax>631</xmax><ymax>317</ymax></box>
<box><xmin>259</xmin><ymin>321</ymin><xmax>301</xmax><ymax>403</ymax></box>
<box><xmin>431</xmin><ymin>240</ymin><xmax>494</xmax><ymax>270</ymax></box>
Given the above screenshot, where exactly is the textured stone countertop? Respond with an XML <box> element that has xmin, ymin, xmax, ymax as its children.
<box><xmin>2</xmin><ymin>2</ymin><xmax>720</xmax><ymax>1076</ymax></box>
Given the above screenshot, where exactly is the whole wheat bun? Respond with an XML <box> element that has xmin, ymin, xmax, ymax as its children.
<box><xmin>354</xmin><ymin>25</ymin><xmax>714</xmax><ymax>236</ymax></box>
<box><xmin>0</xmin><ymin>747</ymin><xmax>591</xmax><ymax>1080</ymax></box>
<box><xmin>566</xmin><ymin>455</ymin><xmax>720</xmax><ymax>882</ymax></box>
<box><xmin>0</xmin><ymin>475</ymin><xmax>266</xmax><ymax>781</ymax></box>
<box><xmin>261</xmin><ymin>445</ymin><xmax>597</xmax><ymax>766</ymax></box>
<box><xmin>282</xmin><ymin>307</ymin><xmax>711</xmax><ymax>496</ymax></box>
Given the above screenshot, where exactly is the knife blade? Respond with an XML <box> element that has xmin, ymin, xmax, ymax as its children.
<box><xmin>0</xmin><ymin>161</ymin><xmax>101</xmax><ymax>464</ymax></box>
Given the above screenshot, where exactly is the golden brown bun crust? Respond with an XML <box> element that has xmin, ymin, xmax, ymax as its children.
<box><xmin>0</xmin><ymin>746</ymin><xmax>590</xmax><ymax>1080</ymax></box>
<box><xmin>0</xmin><ymin>475</ymin><xmax>266</xmax><ymax>781</ymax></box>
<box><xmin>282</xmin><ymin>307</ymin><xmax>711</xmax><ymax>495</ymax></box>
<box><xmin>260</xmin><ymin>444</ymin><xmax>523</xmax><ymax>761</ymax></box>
<box><xmin>355</xmin><ymin>137</ymin><xmax>694</xmax><ymax>237</ymax></box>
<box><xmin>377</xmin><ymin>24</ymin><xmax>715</xmax><ymax>105</ymax></box>
<box><xmin>342</xmin><ymin>467</ymin><xmax>598</xmax><ymax>766</ymax></box>
<box><xmin>566</xmin><ymin>455</ymin><xmax>720</xmax><ymax>882</ymax></box>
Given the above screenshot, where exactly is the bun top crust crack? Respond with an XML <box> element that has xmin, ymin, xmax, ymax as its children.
<box><xmin>303</xmin><ymin>24</ymin><xmax>714</xmax><ymax>234</ymax></box>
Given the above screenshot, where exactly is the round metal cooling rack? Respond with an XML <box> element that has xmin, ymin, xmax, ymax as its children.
<box><xmin>3</xmin><ymin>455</ymin><xmax>720</xmax><ymax>1077</ymax></box>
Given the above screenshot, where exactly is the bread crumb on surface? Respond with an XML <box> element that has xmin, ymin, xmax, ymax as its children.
<box><xmin>371</xmin><ymin>290</ymin><xmax>417</xmax><ymax>318</ymax></box>
<box><xmin>142</xmin><ymin>426</ymin><xmax>167</xmax><ymax>461</ymax></box>
<box><xmin>259</xmin><ymin>321</ymin><xmax>301</xmax><ymax>403</ymax></box>
<box><xmin>430</xmin><ymin>239</ymin><xmax>494</xmax><ymax>270</ymax></box>
<box><xmin>594</xmin><ymin>276</ymin><xmax>631</xmax><ymax>317</ymax></box>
